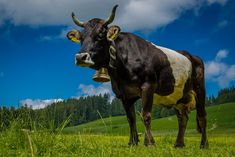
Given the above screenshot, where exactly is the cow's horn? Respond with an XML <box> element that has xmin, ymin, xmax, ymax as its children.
<box><xmin>71</xmin><ymin>12</ymin><xmax>85</xmax><ymax>27</ymax></box>
<box><xmin>104</xmin><ymin>5</ymin><xmax>118</xmax><ymax>26</ymax></box>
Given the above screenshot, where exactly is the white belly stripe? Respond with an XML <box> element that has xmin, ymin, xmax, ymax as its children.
<box><xmin>152</xmin><ymin>44</ymin><xmax>192</xmax><ymax>106</ymax></box>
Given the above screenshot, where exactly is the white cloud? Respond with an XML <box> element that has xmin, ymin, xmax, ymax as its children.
<box><xmin>78</xmin><ymin>83</ymin><xmax>115</xmax><ymax>101</ymax></box>
<box><xmin>205</xmin><ymin>49</ymin><xmax>235</xmax><ymax>87</ymax></box>
<box><xmin>20</xmin><ymin>98</ymin><xmax>63</xmax><ymax>109</ymax></box>
<box><xmin>226</xmin><ymin>65</ymin><xmax>235</xmax><ymax>80</ymax></box>
<box><xmin>215</xmin><ymin>49</ymin><xmax>229</xmax><ymax>61</ymax></box>
<box><xmin>206</xmin><ymin>61</ymin><xmax>227</xmax><ymax>79</ymax></box>
<box><xmin>40</xmin><ymin>26</ymin><xmax>72</xmax><ymax>41</ymax></box>
<box><xmin>19</xmin><ymin>83</ymin><xmax>114</xmax><ymax>109</ymax></box>
<box><xmin>0</xmin><ymin>0</ymin><xmax>228</xmax><ymax>31</ymax></box>
<box><xmin>118</xmin><ymin>0</ymin><xmax>196</xmax><ymax>31</ymax></box>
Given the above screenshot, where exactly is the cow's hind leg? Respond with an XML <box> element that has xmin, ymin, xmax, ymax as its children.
<box><xmin>174</xmin><ymin>90</ymin><xmax>196</xmax><ymax>148</ymax></box>
<box><xmin>195</xmin><ymin>92</ymin><xmax>208</xmax><ymax>149</ymax></box>
<box><xmin>193</xmin><ymin>56</ymin><xmax>208</xmax><ymax>149</ymax></box>
<box><xmin>123</xmin><ymin>99</ymin><xmax>139</xmax><ymax>146</ymax></box>
<box><xmin>174</xmin><ymin>108</ymin><xmax>188</xmax><ymax>148</ymax></box>
<box><xmin>195</xmin><ymin>78</ymin><xmax>208</xmax><ymax>148</ymax></box>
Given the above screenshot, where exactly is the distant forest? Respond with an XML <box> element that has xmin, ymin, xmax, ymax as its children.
<box><xmin>1</xmin><ymin>86</ymin><xmax>235</xmax><ymax>131</ymax></box>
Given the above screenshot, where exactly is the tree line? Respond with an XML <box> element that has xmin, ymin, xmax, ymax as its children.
<box><xmin>1</xmin><ymin>86</ymin><xmax>235</xmax><ymax>131</ymax></box>
<box><xmin>205</xmin><ymin>85</ymin><xmax>235</xmax><ymax>106</ymax></box>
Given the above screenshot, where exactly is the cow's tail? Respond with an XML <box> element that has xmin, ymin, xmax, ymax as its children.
<box><xmin>191</xmin><ymin>56</ymin><xmax>207</xmax><ymax>133</ymax></box>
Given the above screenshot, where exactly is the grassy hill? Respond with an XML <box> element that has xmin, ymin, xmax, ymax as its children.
<box><xmin>64</xmin><ymin>102</ymin><xmax>235</xmax><ymax>135</ymax></box>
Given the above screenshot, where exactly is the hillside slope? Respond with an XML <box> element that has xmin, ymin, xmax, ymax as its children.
<box><xmin>64</xmin><ymin>102</ymin><xmax>235</xmax><ymax>135</ymax></box>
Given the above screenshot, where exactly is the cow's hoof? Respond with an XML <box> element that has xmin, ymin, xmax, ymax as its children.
<box><xmin>128</xmin><ymin>142</ymin><xmax>138</xmax><ymax>146</ymax></box>
<box><xmin>174</xmin><ymin>143</ymin><xmax>185</xmax><ymax>148</ymax></box>
<box><xmin>144</xmin><ymin>139</ymin><xmax>155</xmax><ymax>147</ymax></box>
<box><xmin>144</xmin><ymin>134</ymin><xmax>155</xmax><ymax>147</ymax></box>
<box><xmin>200</xmin><ymin>140</ymin><xmax>209</xmax><ymax>149</ymax></box>
<box><xmin>144</xmin><ymin>143</ymin><xmax>155</xmax><ymax>147</ymax></box>
<box><xmin>128</xmin><ymin>136</ymin><xmax>139</xmax><ymax>146</ymax></box>
<box><xmin>128</xmin><ymin>140</ymin><xmax>139</xmax><ymax>146</ymax></box>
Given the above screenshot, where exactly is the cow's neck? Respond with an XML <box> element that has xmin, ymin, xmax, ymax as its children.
<box><xmin>107</xmin><ymin>32</ymin><xmax>143</xmax><ymax>84</ymax></box>
<box><xmin>108</xmin><ymin>33</ymin><xmax>130</xmax><ymax>70</ymax></box>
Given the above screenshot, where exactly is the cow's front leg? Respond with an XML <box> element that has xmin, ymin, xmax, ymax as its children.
<box><xmin>122</xmin><ymin>99</ymin><xmax>139</xmax><ymax>146</ymax></box>
<box><xmin>141</xmin><ymin>83</ymin><xmax>155</xmax><ymax>146</ymax></box>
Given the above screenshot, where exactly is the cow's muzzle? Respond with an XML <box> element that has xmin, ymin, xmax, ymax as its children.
<box><xmin>75</xmin><ymin>53</ymin><xmax>95</xmax><ymax>67</ymax></box>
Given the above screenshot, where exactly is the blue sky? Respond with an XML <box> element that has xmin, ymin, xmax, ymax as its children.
<box><xmin>0</xmin><ymin>0</ymin><xmax>235</xmax><ymax>108</ymax></box>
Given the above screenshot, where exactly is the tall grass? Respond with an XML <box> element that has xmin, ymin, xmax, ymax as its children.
<box><xmin>1</xmin><ymin>103</ymin><xmax>235</xmax><ymax>156</ymax></box>
<box><xmin>0</xmin><ymin>111</ymin><xmax>73</xmax><ymax>156</ymax></box>
<box><xmin>1</xmin><ymin>123</ymin><xmax>235</xmax><ymax>157</ymax></box>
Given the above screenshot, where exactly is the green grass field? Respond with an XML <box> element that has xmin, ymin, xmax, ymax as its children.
<box><xmin>1</xmin><ymin>103</ymin><xmax>235</xmax><ymax>157</ymax></box>
<box><xmin>64</xmin><ymin>102</ymin><xmax>235</xmax><ymax>135</ymax></box>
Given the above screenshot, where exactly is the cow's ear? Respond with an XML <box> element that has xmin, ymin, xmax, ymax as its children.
<box><xmin>107</xmin><ymin>25</ymin><xmax>121</xmax><ymax>41</ymax></box>
<box><xmin>67</xmin><ymin>30</ymin><xmax>81</xmax><ymax>43</ymax></box>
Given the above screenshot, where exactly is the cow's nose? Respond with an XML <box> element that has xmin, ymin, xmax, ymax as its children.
<box><xmin>76</xmin><ymin>53</ymin><xmax>89</xmax><ymax>62</ymax></box>
<box><xmin>75</xmin><ymin>53</ymin><xmax>95</xmax><ymax>67</ymax></box>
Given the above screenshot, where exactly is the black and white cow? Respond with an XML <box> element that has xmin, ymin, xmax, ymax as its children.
<box><xmin>67</xmin><ymin>5</ymin><xmax>208</xmax><ymax>148</ymax></box>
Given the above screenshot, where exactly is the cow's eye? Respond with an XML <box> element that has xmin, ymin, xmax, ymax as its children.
<box><xmin>97</xmin><ymin>28</ymin><xmax>107</xmax><ymax>40</ymax></box>
<box><xmin>97</xmin><ymin>33</ymin><xmax>104</xmax><ymax>41</ymax></box>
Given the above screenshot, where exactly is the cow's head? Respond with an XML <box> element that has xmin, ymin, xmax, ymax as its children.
<box><xmin>67</xmin><ymin>5</ymin><xmax>120</xmax><ymax>70</ymax></box>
